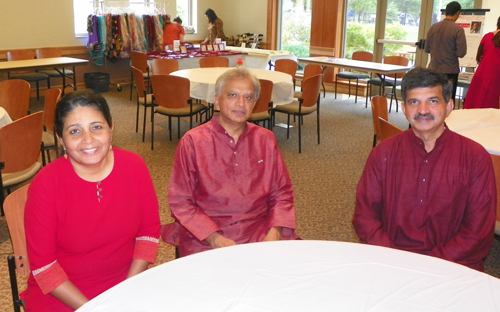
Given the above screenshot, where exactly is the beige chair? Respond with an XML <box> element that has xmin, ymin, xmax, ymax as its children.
<box><xmin>151</xmin><ymin>58</ymin><xmax>180</xmax><ymax>75</ymax></box>
<box><xmin>0</xmin><ymin>79</ymin><xmax>31</xmax><ymax>120</ymax></box>
<box><xmin>377</xmin><ymin>117</ymin><xmax>403</xmax><ymax>142</ymax></box>
<box><xmin>248</xmin><ymin>79</ymin><xmax>273</xmax><ymax>129</ymax></box>
<box><xmin>131</xmin><ymin>66</ymin><xmax>155</xmax><ymax>142</ymax></box>
<box><xmin>335</xmin><ymin>51</ymin><xmax>374</xmax><ymax>103</ymax></box>
<box><xmin>150</xmin><ymin>75</ymin><xmax>207</xmax><ymax>149</ymax></box>
<box><xmin>295</xmin><ymin>64</ymin><xmax>323</xmax><ymax>98</ymax></box>
<box><xmin>129</xmin><ymin>50</ymin><xmax>150</xmax><ymax>101</ymax></box>
<box><xmin>371</xmin><ymin>96</ymin><xmax>389</xmax><ymax>147</ymax></box>
<box><xmin>35</xmin><ymin>48</ymin><xmax>75</xmax><ymax>93</ymax></box>
<box><xmin>41</xmin><ymin>88</ymin><xmax>62</xmax><ymax>166</ymax></box>
<box><xmin>199</xmin><ymin>56</ymin><xmax>229</xmax><ymax>68</ymax></box>
<box><xmin>274</xmin><ymin>59</ymin><xmax>298</xmax><ymax>89</ymax></box>
<box><xmin>4</xmin><ymin>184</ymin><xmax>30</xmax><ymax>312</ymax></box>
<box><xmin>0</xmin><ymin>112</ymin><xmax>43</xmax><ymax>215</ymax></box>
<box><xmin>7</xmin><ymin>50</ymin><xmax>50</xmax><ymax>100</ymax></box>
<box><xmin>272</xmin><ymin>74</ymin><xmax>322</xmax><ymax>153</ymax></box>
<box><xmin>492</xmin><ymin>154</ymin><xmax>500</xmax><ymax>235</ymax></box>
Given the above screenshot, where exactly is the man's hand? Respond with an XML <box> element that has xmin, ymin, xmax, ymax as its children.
<box><xmin>205</xmin><ymin>232</ymin><xmax>236</xmax><ymax>249</ymax></box>
<box><xmin>263</xmin><ymin>227</ymin><xmax>282</xmax><ymax>242</ymax></box>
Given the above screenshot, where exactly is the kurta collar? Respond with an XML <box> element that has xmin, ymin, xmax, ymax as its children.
<box><xmin>409</xmin><ymin>127</ymin><xmax>450</xmax><ymax>154</ymax></box>
<box><xmin>210</xmin><ymin>115</ymin><xmax>250</xmax><ymax>141</ymax></box>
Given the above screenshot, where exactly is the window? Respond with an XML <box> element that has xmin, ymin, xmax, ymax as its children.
<box><xmin>73</xmin><ymin>1</ymin><xmax>94</xmax><ymax>37</ymax></box>
<box><xmin>176</xmin><ymin>0</ymin><xmax>197</xmax><ymax>32</ymax></box>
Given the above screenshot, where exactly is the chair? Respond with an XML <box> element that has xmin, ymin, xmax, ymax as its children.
<box><xmin>199</xmin><ymin>56</ymin><xmax>229</xmax><ymax>68</ymax></box>
<box><xmin>35</xmin><ymin>48</ymin><xmax>75</xmax><ymax>94</ymax></box>
<box><xmin>366</xmin><ymin>56</ymin><xmax>409</xmax><ymax>112</ymax></box>
<box><xmin>295</xmin><ymin>64</ymin><xmax>323</xmax><ymax>99</ymax></box>
<box><xmin>41</xmin><ymin>88</ymin><xmax>62</xmax><ymax>166</ymax></box>
<box><xmin>0</xmin><ymin>79</ymin><xmax>31</xmax><ymax>120</ymax></box>
<box><xmin>0</xmin><ymin>112</ymin><xmax>43</xmax><ymax>215</ymax></box>
<box><xmin>7</xmin><ymin>50</ymin><xmax>50</xmax><ymax>100</ymax></box>
<box><xmin>377</xmin><ymin>117</ymin><xmax>403</xmax><ymax>142</ymax></box>
<box><xmin>131</xmin><ymin>66</ymin><xmax>155</xmax><ymax>142</ymax></box>
<box><xmin>272</xmin><ymin>74</ymin><xmax>322</xmax><ymax>153</ymax></box>
<box><xmin>274</xmin><ymin>59</ymin><xmax>298</xmax><ymax>89</ymax></box>
<box><xmin>335</xmin><ymin>51</ymin><xmax>374</xmax><ymax>103</ymax></box>
<box><xmin>4</xmin><ymin>184</ymin><xmax>30</xmax><ymax>312</ymax></box>
<box><xmin>129</xmin><ymin>50</ymin><xmax>150</xmax><ymax>101</ymax></box>
<box><xmin>151</xmin><ymin>58</ymin><xmax>179</xmax><ymax>75</ymax></box>
<box><xmin>150</xmin><ymin>75</ymin><xmax>207</xmax><ymax>149</ymax></box>
<box><xmin>371</xmin><ymin>96</ymin><xmax>389</xmax><ymax>147</ymax></box>
<box><xmin>248</xmin><ymin>79</ymin><xmax>273</xmax><ymax>129</ymax></box>
<box><xmin>492</xmin><ymin>154</ymin><xmax>500</xmax><ymax>235</ymax></box>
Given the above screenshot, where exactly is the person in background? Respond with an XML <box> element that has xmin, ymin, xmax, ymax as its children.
<box><xmin>163</xmin><ymin>16</ymin><xmax>185</xmax><ymax>50</ymax></box>
<box><xmin>425</xmin><ymin>1</ymin><xmax>467</xmax><ymax>103</ymax></box>
<box><xmin>201</xmin><ymin>8</ymin><xmax>226</xmax><ymax>44</ymax></box>
<box><xmin>24</xmin><ymin>90</ymin><xmax>160</xmax><ymax>311</ymax></box>
<box><xmin>353</xmin><ymin>68</ymin><xmax>496</xmax><ymax>272</ymax></box>
<box><xmin>162</xmin><ymin>68</ymin><xmax>299</xmax><ymax>257</ymax></box>
<box><xmin>464</xmin><ymin>16</ymin><xmax>500</xmax><ymax>109</ymax></box>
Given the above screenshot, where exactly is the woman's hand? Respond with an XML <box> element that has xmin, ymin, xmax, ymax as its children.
<box><xmin>263</xmin><ymin>227</ymin><xmax>282</xmax><ymax>242</ymax></box>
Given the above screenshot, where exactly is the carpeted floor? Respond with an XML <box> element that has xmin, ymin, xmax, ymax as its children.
<box><xmin>0</xmin><ymin>86</ymin><xmax>498</xmax><ymax>310</ymax></box>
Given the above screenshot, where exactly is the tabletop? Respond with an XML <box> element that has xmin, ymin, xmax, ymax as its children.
<box><xmin>298</xmin><ymin>56</ymin><xmax>413</xmax><ymax>75</ymax></box>
<box><xmin>445</xmin><ymin>108</ymin><xmax>500</xmax><ymax>155</ymax></box>
<box><xmin>170</xmin><ymin>67</ymin><xmax>294</xmax><ymax>105</ymax></box>
<box><xmin>0</xmin><ymin>57</ymin><xmax>88</xmax><ymax>73</ymax></box>
<box><xmin>76</xmin><ymin>240</ymin><xmax>500</xmax><ymax>312</ymax></box>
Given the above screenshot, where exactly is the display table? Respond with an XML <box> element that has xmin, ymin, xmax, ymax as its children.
<box><xmin>170</xmin><ymin>67</ymin><xmax>294</xmax><ymax>105</ymax></box>
<box><xmin>147</xmin><ymin>50</ymin><xmax>247</xmax><ymax>70</ymax></box>
<box><xmin>226</xmin><ymin>47</ymin><xmax>297</xmax><ymax>69</ymax></box>
<box><xmin>76</xmin><ymin>240</ymin><xmax>500</xmax><ymax>312</ymax></box>
<box><xmin>445</xmin><ymin>108</ymin><xmax>500</xmax><ymax>155</ymax></box>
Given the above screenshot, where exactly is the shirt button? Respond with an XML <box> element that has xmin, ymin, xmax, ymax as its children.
<box><xmin>422</xmin><ymin>178</ymin><xmax>426</xmax><ymax>182</ymax></box>
<box><xmin>235</xmin><ymin>164</ymin><xmax>238</xmax><ymax>166</ymax></box>
<box><xmin>234</xmin><ymin>152</ymin><xmax>236</xmax><ymax>155</ymax></box>
<box><xmin>420</xmin><ymin>199</ymin><xmax>424</xmax><ymax>203</ymax></box>
<box><xmin>424</xmin><ymin>160</ymin><xmax>428</xmax><ymax>163</ymax></box>
<box><xmin>230</xmin><ymin>140</ymin><xmax>233</xmax><ymax>144</ymax></box>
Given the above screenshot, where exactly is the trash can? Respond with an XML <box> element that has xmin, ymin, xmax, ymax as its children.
<box><xmin>84</xmin><ymin>72</ymin><xmax>110</xmax><ymax>93</ymax></box>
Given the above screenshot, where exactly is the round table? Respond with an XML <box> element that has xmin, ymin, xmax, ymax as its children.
<box><xmin>170</xmin><ymin>67</ymin><xmax>294</xmax><ymax>105</ymax></box>
<box><xmin>0</xmin><ymin>107</ymin><xmax>13</xmax><ymax>127</ymax></box>
<box><xmin>445</xmin><ymin>108</ymin><xmax>500</xmax><ymax>155</ymax></box>
<box><xmin>76</xmin><ymin>240</ymin><xmax>500</xmax><ymax>312</ymax></box>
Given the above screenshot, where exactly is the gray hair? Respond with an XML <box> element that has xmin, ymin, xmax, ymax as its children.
<box><xmin>214</xmin><ymin>68</ymin><xmax>260</xmax><ymax>101</ymax></box>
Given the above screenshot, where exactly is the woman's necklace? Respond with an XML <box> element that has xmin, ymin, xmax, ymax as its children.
<box><xmin>96</xmin><ymin>181</ymin><xmax>103</xmax><ymax>203</ymax></box>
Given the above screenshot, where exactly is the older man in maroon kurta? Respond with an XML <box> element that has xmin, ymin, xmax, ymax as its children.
<box><xmin>163</xmin><ymin>69</ymin><xmax>298</xmax><ymax>257</ymax></box>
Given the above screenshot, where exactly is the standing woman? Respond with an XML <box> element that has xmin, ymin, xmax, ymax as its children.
<box><xmin>201</xmin><ymin>8</ymin><xmax>226</xmax><ymax>44</ymax></box>
<box><xmin>464</xmin><ymin>16</ymin><xmax>500</xmax><ymax>109</ymax></box>
<box><xmin>23</xmin><ymin>90</ymin><xmax>160</xmax><ymax>311</ymax></box>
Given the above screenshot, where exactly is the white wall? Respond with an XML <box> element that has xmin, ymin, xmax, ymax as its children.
<box><xmin>482</xmin><ymin>0</ymin><xmax>500</xmax><ymax>33</ymax></box>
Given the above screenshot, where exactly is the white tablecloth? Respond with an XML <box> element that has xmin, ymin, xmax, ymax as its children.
<box><xmin>76</xmin><ymin>240</ymin><xmax>500</xmax><ymax>312</ymax></box>
<box><xmin>0</xmin><ymin>107</ymin><xmax>12</xmax><ymax>127</ymax></box>
<box><xmin>445</xmin><ymin>108</ymin><xmax>500</xmax><ymax>155</ymax></box>
<box><xmin>226</xmin><ymin>47</ymin><xmax>298</xmax><ymax>69</ymax></box>
<box><xmin>170</xmin><ymin>67</ymin><xmax>294</xmax><ymax>105</ymax></box>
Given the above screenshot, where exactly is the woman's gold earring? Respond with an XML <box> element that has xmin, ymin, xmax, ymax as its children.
<box><xmin>63</xmin><ymin>149</ymin><xmax>68</xmax><ymax>159</ymax></box>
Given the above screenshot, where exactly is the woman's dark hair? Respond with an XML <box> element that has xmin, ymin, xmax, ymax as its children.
<box><xmin>173</xmin><ymin>16</ymin><xmax>182</xmax><ymax>24</ymax></box>
<box><xmin>205</xmin><ymin>8</ymin><xmax>218</xmax><ymax>24</ymax></box>
<box><xmin>497</xmin><ymin>16</ymin><xmax>500</xmax><ymax>29</ymax></box>
<box><xmin>55</xmin><ymin>89</ymin><xmax>112</xmax><ymax>137</ymax></box>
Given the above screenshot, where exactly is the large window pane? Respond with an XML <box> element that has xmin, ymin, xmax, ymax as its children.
<box><xmin>280</xmin><ymin>0</ymin><xmax>312</xmax><ymax>58</ymax></box>
<box><xmin>344</xmin><ymin>0</ymin><xmax>377</xmax><ymax>58</ymax></box>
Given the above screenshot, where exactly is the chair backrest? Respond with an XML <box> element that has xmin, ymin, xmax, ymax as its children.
<box><xmin>131</xmin><ymin>66</ymin><xmax>148</xmax><ymax>98</ymax></box>
<box><xmin>199</xmin><ymin>56</ymin><xmax>229</xmax><ymax>68</ymax></box>
<box><xmin>0</xmin><ymin>112</ymin><xmax>43</xmax><ymax>174</ymax></box>
<box><xmin>253</xmin><ymin>79</ymin><xmax>273</xmax><ymax>114</ymax></box>
<box><xmin>151</xmin><ymin>75</ymin><xmax>191</xmax><ymax>109</ymax></box>
<box><xmin>491</xmin><ymin>154</ymin><xmax>500</xmax><ymax>234</ymax></box>
<box><xmin>383</xmin><ymin>56</ymin><xmax>409</xmax><ymax>79</ymax></box>
<box><xmin>4</xmin><ymin>184</ymin><xmax>31</xmax><ymax>277</ymax></box>
<box><xmin>35</xmin><ymin>47</ymin><xmax>62</xmax><ymax>59</ymax></box>
<box><xmin>275</xmin><ymin>59</ymin><xmax>297</xmax><ymax>79</ymax></box>
<box><xmin>352</xmin><ymin>51</ymin><xmax>374</xmax><ymax>62</ymax></box>
<box><xmin>302</xmin><ymin>64</ymin><xmax>322</xmax><ymax>80</ymax></box>
<box><xmin>151</xmin><ymin>58</ymin><xmax>179</xmax><ymax>75</ymax></box>
<box><xmin>378</xmin><ymin>117</ymin><xmax>403</xmax><ymax>142</ymax></box>
<box><xmin>0</xmin><ymin>79</ymin><xmax>31</xmax><ymax>120</ymax></box>
<box><xmin>7</xmin><ymin>50</ymin><xmax>36</xmax><ymax>74</ymax></box>
<box><xmin>130</xmin><ymin>50</ymin><xmax>149</xmax><ymax>73</ymax></box>
<box><xmin>300</xmin><ymin>74</ymin><xmax>322</xmax><ymax>108</ymax></box>
<box><xmin>371</xmin><ymin>96</ymin><xmax>389</xmax><ymax>139</ymax></box>
<box><xmin>43</xmin><ymin>88</ymin><xmax>62</xmax><ymax>133</ymax></box>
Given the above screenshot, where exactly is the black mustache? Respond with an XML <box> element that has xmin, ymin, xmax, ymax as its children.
<box><xmin>414</xmin><ymin>113</ymin><xmax>434</xmax><ymax>120</ymax></box>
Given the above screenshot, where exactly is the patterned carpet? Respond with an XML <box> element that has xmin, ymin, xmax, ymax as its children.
<box><xmin>0</xmin><ymin>86</ymin><xmax>498</xmax><ymax>310</ymax></box>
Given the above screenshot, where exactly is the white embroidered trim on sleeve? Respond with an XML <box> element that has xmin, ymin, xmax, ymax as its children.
<box><xmin>32</xmin><ymin>260</ymin><xmax>57</xmax><ymax>276</ymax></box>
<box><xmin>136</xmin><ymin>236</ymin><xmax>159</xmax><ymax>243</ymax></box>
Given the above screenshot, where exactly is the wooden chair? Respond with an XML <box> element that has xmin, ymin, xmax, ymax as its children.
<box><xmin>248</xmin><ymin>79</ymin><xmax>273</xmax><ymax>129</ymax></box>
<box><xmin>199</xmin><ymin>56</ymin><xmax>229</xmax><ymax>68</ymax></box>
<box><xmin>41</xmin><ymin>88</ymin><xmax>62</xmax><ymax>166</ymax></box>
<box><xmin>151</xmin><ymin>58</ymin><xmax>179</xmax><ymax>75</ymax></box>
<box><xmin>7</xmin><ymin>50</ymin><xmax>50</xmax><ymax>100</ymax></box>
<box><xmin>131</xmin><ymin>66</ymin><xmax>155</xmax><ymax>142</ymax></box>
<box><xmin>274</xmin><ymin>59</ymin><xmax>298</xmax><ymax>89</ymax></box>
<box><xmin>377</xmin><ymin>117</ymin><xmax>403</xmax><ymax>142</ymax></box>
<box><xmin>0</xmin><ymin>112</ymin><xmax>43</xmax><ymax>215</ymax></box>
<box><xmin>272</xmin><ymin>74</ymin><xmax>322</xmax><ymax>153</ymax></box>
<box><xmin>371</xmin><ymin>96</ymin><xmax>389</xmax><ymax>147</ymax></box>
<box><xmin>335</xmin><ymin>51</ymin><xmax>374</xmax><ymax>103</ymax></box>
<box><xmin>35</xmin><ymin>48</ymin><xmax>75</xmax><ymax>94</ymax></box>
<box><xmin>0</xmin><ymin>79</ymin><xmax>30</xmax><ymax>120</ymax></box>
<box><xmin>150</xmin><ymin>75</ymin><xmax>207</xmax><ymax>149</ymax></box>
<box><xmin>366</xmin><ymin>56</ymin><xmax>409</xmax><ymax>112</ymax></box>
<box><xmin>491</xmin><ymin>154</ymin><xmax>500</xmax><ymax>235</ymax></box>
<box><xmin>295</xmin><ymin>64</ymin><xmax>323</xmax><ymax>99</ymax></box>
<box><xmin>4</xmin><ymin>184</ymin><xmax>30</xmax><ymax>312</ymax></box>
<box><xmin>129</xmin><ymin>50</ymin><xmax>150</xmax><ymax>101</ymax></box>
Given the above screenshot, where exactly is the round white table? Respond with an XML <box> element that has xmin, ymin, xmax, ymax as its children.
<box><xmin>445</xmin><ymin>108</ymin><xmax>500</xmax><ymax>155</ymax></box>
<box><xmin>170</xmin><ymin>67</ymin><xmax>294</xmax><ymax>105</ymax></box>
<box><xmin>76</xmin><ymin>240</ymin><xmax>500</xmax><ymax>312</ymax></box>
<box><xmin>0</xmin><ymin>107</ymin><xmax>12</xmax><ymax>127</ymax></box>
